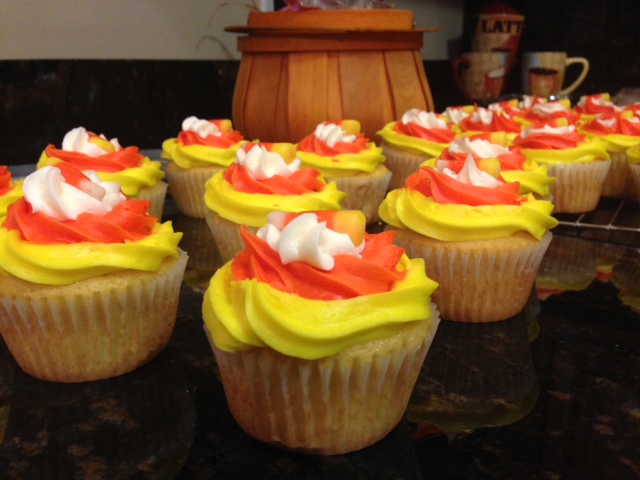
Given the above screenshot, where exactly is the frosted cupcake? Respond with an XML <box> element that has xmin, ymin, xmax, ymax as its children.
<box><xmin>513</xmin><ymin>122</ymin><xmax>611</xmax><ymax>213</ymax></box>
<box><xmin>455</xmin><ymin>106</ymin><xmax>523</xmax><ymax>141</ymax></box>
<box><xmin>162</xmin><ymin>117</ymin><xmax>246</xmax><ymax>218</ymax></box>
<box><xmin>295</xmin><ymin>120</ymin><xmax>390</xmax><ymax>224</ymax></box>
<box><xmin>204</xmin><ymin>142</ymin><xmax>345</xmax><ymax>264</ymax></box>
<box><xmin>573</xmin><ymin>93</ymin><xmax>622</xmax><ymax>121</ymax></box>
<box><xmin>376</xmin><ymin>109</ymin><xmax>456</xmax><ymax>191</ymax></box>
<box><xmin>379</xmin><ymin>155</ymin><xmax>558</xmax><ymax>323</ymax></box>
<box><xmin>202</xmin><ymin>210</ymin><xmax>440</xmax><ymax>454</ymax></box>
<box><xmin>39</xmin><ymin>127</ymin><xmax>167</xmax><ymax>218</ymax></box>
<box><xmin>0</xmin><ymin>163</ymin><xmax>187</xmax><ymax>383</ymax></box>
<box><xmin>0</xmin><ymin>166</ymin><xmax>23</xmax><ymax>217</ymax></box>
<box><xmin>579</xmin><ymin>111</ymin><xmax>640</xmax><ymax>199</ymax></box>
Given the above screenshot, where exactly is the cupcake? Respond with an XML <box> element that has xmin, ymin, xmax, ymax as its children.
<box><xmin>38</xmin><ymin>127</ymin><xmax>167</xmax><ymax>219</ymax></box>
<box><xmin>295</xmin><ymin>120</ymin><xmax>391</xmax><ymax>224</ymax></box>
<box><xmin>0</xmin><ymin>165</ymin><xmax>23</xmax><ymax>217</ymax></box>
<box><xmin>376</xmin><ymin>109</ymin><xmax>456</xmax><ymax>191</ymax></box>
<box><xmin>0</xmin><ymin>163</ymin><xmax>187</xmax><ymax>383</ymax></box>
<box><xmin>626</xmin><ymin>143</ymin><xmax>640</xmax><ymax>203</ymax></box>
<box><xmin>204</xmin><ymin>142</ymin><xmax>345</xmax><ymax>264</ymax></box>
<box><xmin>202</xmin><ymin>210</ymin><xmax>440</xmax><ymax>455</ymax></box>
<box><xmin>513</xmin><ymin>122</ymin><xmax>611</xmax><ymax>213</ymax></box>
<box><xmin>379</xmin><ymin>155</ymin><xmax>558</xmax><ymax>323</ymax></box>
<box><xmin>162</xmin><ymin>117</ymin><xmax>246</xmax><ymax>218</ymax></box>
<box><xmin>455</xmin><ymin>105</ymin><xmax>523</xmax><ymax>141</ymax></box>
<box><xmin>579</xmin><ymin>111</ymin><xmax>640</xmax><ymax>199</ymax></box>
<box><xmin>573</xmin><ymin>93</ymin><xmax>622</xmax><ymax>121</ymax></box>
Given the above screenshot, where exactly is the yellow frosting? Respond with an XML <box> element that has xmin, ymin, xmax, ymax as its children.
<box><xmin>377</xmin><ymin>122</ymin><xmax>451</xmax><ymax>157</ymax></box>
<box><xmin>161</xmin><ymin>138</ymin><xmax>244</xmax><ymax>169</ymax></box>
<box><xmin>580</xmin><ymin>131</ymin><xmax>640</xmax><ymax>153</ymax></box>
<box><xmin>0</xmin><ymin>219</ymin><xmax>183</xmax><ymax>285</ymax></box>
<box><xmin>202</xmin><ymin>255</ymin><xmax>438</xmax><ymax>359</ymax></box>
<box><xmin>204</xmin><ymin>171</ymin><xmax>346</xmax><ymax>227</ymax></box>
<box><xmin>296</xmin><ymin>144</ymin><xmax>386</xmax><ymax>178</ymax></box>
<box><xmin>0</xmin><ymin>180</ymin><xmax>23</xmax><ymax>217</ymax></box>
<box><xmin>519</xmin><ymin>138</ymin><xmax>610</xmax><ymax>165</ymax></box>
<box><xmin>378</xmin><ymin>189</ymin><xmax>558</xmax><ymax>242</ymax></box>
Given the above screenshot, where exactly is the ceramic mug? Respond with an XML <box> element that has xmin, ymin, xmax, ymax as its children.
<box><xmin>521</xmin><ymin>52</ymin><xmax>589</xmax><ymax>97</ymax></box>
<box><xmin>452</xmin><ymin>51</ymin><xmax>507</xmax><ymax>102</ymax></box>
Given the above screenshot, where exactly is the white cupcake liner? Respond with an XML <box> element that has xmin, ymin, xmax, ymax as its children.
<box><xmin>204</xmin><ymin>211</ymin><xmax>257</xmax><ymax>265</ymax></box>
<box><xmin>133</xmin><ymin>180</ymin><xmax>168</xmax><ymax>219</ymax></box>
<box><xmin>547</xmin><ymin>161</ymin><xmax>611</xmax><ymax>213</ymax></box>
<box><xmin>165</xmin><ymin>163</ymin><xmax>223</xmax><ymax>218</ymax></box>
<box><xmin>601</xmin><ymin>151</ymin><xmax>634</xmax><ymax>199</ymax></box>
<box><xmin>207</xmin><ymin>310</ymin><xmax>440</xmax><ymax>455</ymax></box>
<box><xmin>629</xmin><ymin>164</ymin><xmax>640</xmax><ymax>204</ymax></box>
<box><xmin>381</xmin><ymin>145</ymin><xmax>432</xmax><ymax>191</ymax></box>
<box><xmin>0</xmin><ymin>251</ymin><xmax>188</xmax><ymax>383</ymax></box>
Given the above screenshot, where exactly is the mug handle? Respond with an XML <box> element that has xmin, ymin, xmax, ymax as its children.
<box><xmin>559</xmin><ymin>57</ymin><xmax>590</xmax><ymax>95</ymax></box>
<box><xmin>451</xmin><ymin>57</ymin><xmax>473</xmax><ymax>102</ymax></box>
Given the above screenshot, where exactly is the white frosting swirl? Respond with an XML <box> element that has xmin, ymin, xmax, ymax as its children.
<box><xmin>401</xmin><ymin>108</ymin><xmax>448</xmax><ymax>129</ymax></box>
<box><xmin>439</xmin><ymin>154</ymin><xmax>502</xmax><ymax>188</ymax></box>
<box><xmin>468</xmin><ymin>107</ymin><xmax>495</xmax><ymax>125</ymax></box>
<box><xmin>23</xmin><ymin>166</ymin><xmax>126</xmax><ymax>221</ymax></box>
<box><xmin>182</xmin><ymin>116</ymin><xmax>221</xmax><ymax>138</ymax></box>
<box><xmin>521</xmin><ymin>123</ymin><xmax>576</xmax><ymax>137</ymax></box>
<box><xmin>530</xmin><ymin>101</ymin><xmax>570</xmax><ymax>115</ymax></box>
<box><xmin>257</xmin><ymin>212</ymin><xmax>364</xmax><ymax>271</ymax></box>
<box><xmin>443</xmin><ymin>107</ymin><xmax>470</xmax><ymax>124</ymax></box>
<box><xmin>236</xmin><ymin>145</ymin><xmax>301</xmax><ymax>180</ymax></box>
<box><xmin>314</xmin><ymin>122</ymin><xmax>356</xmax><ymax>147</ymax></box>
<box><xmin>578</xmin><ymin>95</ymin><xmax>622</xmax><ymax>112</ymax></box>
<box><xmin>596</xmin><ymin>117</ymin><xmax>618</xmax><ymax>129</ymax></box>
<box><xmin>61</xmin><ymin>127</ymin><xmax>122</xmax><ymax>156</ymax></box>
<box><xmin>446</xmin><ymin>137</ymin><xmax>510</xmax><ymax>158</ymax></box>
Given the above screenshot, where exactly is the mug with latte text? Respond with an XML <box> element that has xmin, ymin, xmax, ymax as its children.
<box><xmin>521</xmin><ymin>52</ymin><xmax>589</xmax><ymax>97</ymax></box>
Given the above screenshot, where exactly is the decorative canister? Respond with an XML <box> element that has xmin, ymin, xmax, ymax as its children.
<box><xmin>226</xmin><ymin>10</ymin><xmax>436</xmax><ymax>143</ymax></box>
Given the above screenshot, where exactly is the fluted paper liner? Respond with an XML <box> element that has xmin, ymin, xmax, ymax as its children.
<box><xmin>0</xmin><ymin>251</ymin><xmax>188</xmax><ymax>383</ymax></box>
<box><xmin>134</xmin><ymin>180</ymin><xmax>168</xmax><ymax>219</ymax></box>
<box><xmin>547</xmin><ymin>160</ymin><xmax>610</xmax><ymax>213</ymax></box>
<box><xmin>165</xmin><ymin>162</ymin><xmax>224</xmax><ymax>218</ymax></box>
<box><xmin>328</xmin><ymin>164</ymin><xmax>392</xmax><ymax>225</ymax></box>
<box><xmin>205</xmin><ymin>211</ymin><xmax>258</xmax><ymax>266</ymax></box>
<box><xmin>206</xmin><ymin>309</ymin><xmax>440</xmax><ymax>455</ymax></box>
<box><xmin>391</xmin><ymin>230</ymin><xmax>553</xmax><ymax>323</ymax></box>
<box><xmin>629</xmin><ymin>164</ymin><xmax>640</xmax><ymax>204</ymax></box>
<box><xmin>382</xmin><ymin>144</ymin><xmax>435</xmax><ymax>191</ymax></box>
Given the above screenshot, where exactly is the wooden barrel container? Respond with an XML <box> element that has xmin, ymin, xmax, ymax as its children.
<box><xmin>226</xmin><ymin>10</ymin><xmax>436</xmax><ymax>143</ymax></box>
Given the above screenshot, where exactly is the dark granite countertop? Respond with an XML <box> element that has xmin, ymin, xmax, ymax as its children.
<box><xmin>1</xmin><ymin>196</ymin><xmax>639</xmax><ymax>480</ymax></box>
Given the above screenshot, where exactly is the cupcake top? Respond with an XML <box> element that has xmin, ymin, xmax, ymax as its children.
<box><xmin>455</xmin><ymin>106</ymin><xmax>523</xmax><ymax>138</ymax></box>
<box><xmin>579</xmin><ymin>111</ymin><xmax>640</xmax><ymax>152</ymax></box>
<box><xmin>0</xmin><ymin>163</ymin><xmax>182</xmax><ymax>285</ymax></box>
<box><xmin>295</xmin><ymin>120</ymin><xmax>386</xmax><ymax>177</ymax></box>
<box><xmin>0</xmin><ymin>166</ymin><xmax>24</xmax><ymax>217</ymax></box>
<box><xmin>161</xmin><ymin>117</ymin><xmax>246</xmax><ymax>169</ymax></box>
<box><xmin>204</xmin><ymin>142</ymin><xmax>345</xmax><ymax>227</ymax></box>
<box><xmin>202</xmin><ymin>209</ymin><xmax>439</xmax><ymax>359</ymax></box>
<box><xmin>376</xmin><ymin>108</ymin><xmax>456</xmax><ymax>157</ymax></box>
<box><xmin>512</xmin><ymin>123</ymin><xmax>610</xmax><ymax>165</ymax></box>
<box><xmin>516</xmin><ymin>99</ymin><xmax>579</xmax><ymax>126</ymax></box>
<box><xmin>573</xmin><ymin>93</ymin><xmax>622</xmax><ymax>119</ymax></box>
<box><xmin>39</xmin><ymin>127</ymin><xmax>165</xmax><ymax>197</ymax></box>
<box><xmin>378</xmin><ymin>154</ymin><xmax>558</xmax><ymax>242</ymax></box>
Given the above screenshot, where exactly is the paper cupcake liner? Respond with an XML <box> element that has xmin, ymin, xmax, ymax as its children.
<box><xmin>381</xmin><ymin>145</ymin><xmax>433</xmax><ymax>191</ymax></box>
<box><xmin>629</xmin><ymin>164</ymin><xmax>640</xmax><ymax>204</ymax></box>
<box><xmin>328</xmin><ymin>165</ymin><xmax>392</xmax><ymax>225</ymax></box>
<box><xmin>547</xmin><ymin>161</ymin><xmax>611</xmax><ymax>213</ymax></box>
<box><xmin>601</xmin><ymin>151</ymin><xmax>634</xmax><ymax>199</ymax></box>
<box><xmin>204</xmin><ymin>211</ymin><xmax>257</xmax><ymax>265</ymax></box>
<box><xmin>165</xmin><ymin>163</ymin><xmax>224</xmax><ymax>218</ymax></box>
<box><xmin>0</xmin><ymin>251</ymin><xmax>188</xmax><ymax>383</ymax></box>
<box><xmin>208</xmin><ymin>311</ymin><xmax>440</xmax><ymax>455</ymax></box>
<box><xmin>391</xmin><ymin>229</ymin><xmax>553</xmax><ymax>323</ymax></box>
<box><xmin>133</xmin><ymin>180</ymin><xmax>168</xmax><ymax>219</ymax></box>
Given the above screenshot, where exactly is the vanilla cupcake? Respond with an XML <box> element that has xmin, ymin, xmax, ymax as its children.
<box><xmin>204</xmin><ymin>142</ymin><xmax>345</xmax><ymax>264</ymax></box>
<box><xmin>39</xmin><ymin>127</ymin><xmax>167</xmax><ymax>218</ymax></box>
<box><xmin>0</xmin><ymin>163</ymin><xmax>187</xmax><ymax>383</ymax></box>
<box><xmin>377</xmin><ymin>109</ymin><xmax>456</xmax><ymax>191</ymax></box>
<box><xmin>379</xmin><ymin>155</ymin><xmax>557</xmax><ymax>323</ymax></box>
<box><xmin>203</xmin><ymin>210</ymin><xmax>440</xmax><ymax>454</ymax></box>
<box><xmin>0</xmin><ymin>166</ymin><xmax>23</xmax><ymax>217</ymax></box>
<box><xmin>162</xmin><ymin>117</ymin><xmax>246</xmax><ymax>218</ymax></box>
<box><xmin>513</xmin><ymin>122</ymin><xmax>611</xmax><ymax>213</ymax></box>
<box><xmin>295</xmin><ymin>120</ymin><xmax>390</xmax><ymax>224</ymax></box>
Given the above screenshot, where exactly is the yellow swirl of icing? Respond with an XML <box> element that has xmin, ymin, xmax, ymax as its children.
<box><xmin>377</xmin><ymin>122</ymin><xmax>451</xmax><ymax>157</ymax></box>
<box><xmin>378</xmin><ymin>189</ymin><xmax>558</xmax><ymax>241</ymax></box>
<box><xmin>579</xmin><ymin>131</ymin><xmax>640</xmax><ymax>153</ymax></box>
<box><xmin>204</xmin><ymin>171</ymin><xmax>346</xmax><ymax>227</ymax></box>
<box><xmin>0</xmin><ymin>180</ymin><xmax>23</xmax><ymax>217</ymax></box>
<box><xmin>519</xmin><ymin>138</ymin><xmax>610</xmax><ymax>165</ymax></box>
<box><xmin>202</xmin><ymin>255</ymin><xmax>438</xmax><ymax>359</ymax></box>
<box><xmin>161</xmin><ymin>138</ymin><xmax>244</xmax><ymax>169</ymax></box>
<box><xmin>0</xmin><ymin>219</ymin><xmax>183</xmax><ymax>285</ymax></box>
<box><xmin>500</xmin><ymin>162</ymin><xmax>556</xmax><ymax>197</ymax></box>
<box><xmin>296</xmin><ymin>144</ymin><xmax>386</xmax><ymax>178</ymax></box>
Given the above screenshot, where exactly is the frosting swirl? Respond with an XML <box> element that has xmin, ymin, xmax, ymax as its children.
<box><xmin>579</xmin><ymin>112</ymin><xmax>640</xmax><ymax>152</ymax></box>
<box><xmin>0</xmin><ymin>166</ymin><xmax>23</xmax><ymax>217</ymax></box>
<box><xmin>377</xmin><ymin>109</ymin><xmax>455</xmax><ymax>157</ymax></box>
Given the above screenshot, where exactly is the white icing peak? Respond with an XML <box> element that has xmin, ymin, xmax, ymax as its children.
<box><xmin>443</xmin><ymin>106</ymin><xmax>470</xmax><ymax>124</ymax></box>
<box><xmin>23</xmin><ymin>166</ymin><xmax>126</xmax><ymax>221</ymax></box>
<box><xmin>447</xmin><ymin>137</ymin><xmax>510</xmax><ymax>158</ymax></box>
<box><xmin>257</xmin><ymin>212</ymin><xmax>364</xmax><ymax>271</ymax></box>
<box><xmin>182</xmin><ymin>116</ymin><xmax>221</xmax><ymax>138</ymax></box>
<box><xmin>61</xmin><ymin>127</ymin><xmax>122</xmax><ymax>157</ymax></box>
<box><xmin>401</xmin><ymin>108</ymin><xmax>448</xmax><ymax>129</ymax></box>
<box><xmin>439</xmin><ymin>154</ymin><xmax>502</xmax><ymax>189</ymax></box>
<box><xmin>236</xmin><ymin>145</ymin><xmax>300</xmax><ymax>180</ymax></box>
<box><xmin>522</xmin><ymin>123</ymin><xmax>576</xmax><ymax>137</ymax></box>
<box><xmin>314</xmin><ymin>122</ymin><xmax>356</xmax><ymax>147</ymax></box>
<box><xmin>530</xmin><ymin>101</ymin><xmax>570</xmax><ymax>115</ymax></box>
<box><xmin>469</xmin><ymin>107</ymin><xmax>494</xmax><ymax>125</ymax></box>
<box><xmin>578</xmin><ymin>95</ymin><xmax>622</xmax><ymax>111</ymax></box>
<box><xmin>596</xmin><ymin>117</ymin><xmax>618</xmax><ymax>128</ymax></box>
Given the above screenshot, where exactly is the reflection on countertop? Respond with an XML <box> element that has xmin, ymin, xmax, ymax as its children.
<box><xmin>0</xmin><ymin>196</ymin><xmax>639</xmax><ymax>479</ymax></box>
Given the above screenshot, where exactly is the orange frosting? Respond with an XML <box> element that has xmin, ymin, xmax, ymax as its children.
<box><xmin>43</xmin><ymin>144</ymin><xmax>144</xmax><ymax>172</ymax></box>
<box><xmin>231</xmin><ymin>227</ymin><xmax>407</xmax><ymax>301</ymax></box>
<box><xmin>223</xmin><ymin>163</ymin><xmax>326</xmax><ymax>195</ymax></box>
<box><xmin>440</xmin><ymin>147</ymin><xmax>527</xmax><ymax>171</ymax></box>
<box><xmin>393</xmin><ymin>122</ymin><xmax>456</xmax><ymax>143</ymax></box>
<box><xmin>581</xmin><ymin>114</ymin><xmax>640</xmax><ymax>136</ymax></box>
<box><xmin>0</xmin><ymin>166</ymin><xmax>13</xmax><ymax>195</ymax></box>
<box><xmin>513</xmin><ymin>131</ymin><xmax>586</xmax><ymax>150</ymax></box>
<box><xmin>296</xmin><ymin>128</ymin><xmax>370</xmax><ymax>155</ymax></box>
<box><xmin>177</xmin><ymin>129</ymin><xmax>244</xmax><ymax>148</ymax></box>
<box><xmin>460</xmin><ymin>112</ymin><xmax>522</xmax><ymax>133</ymax></box>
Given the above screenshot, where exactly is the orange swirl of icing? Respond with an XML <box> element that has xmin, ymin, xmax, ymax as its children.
<box><xmin>0</xmin><ymin>166</ymin><xmax>13</xmax><ymax>195</ymax></box>
<box><xmin>460</xmin><ymin>112</ymin><xmax>522</xmax><ymax>133</ymax></box>
<box><xmin>512</xmin><ymin>131</ymin><xmax>586</xmax><ymax>150</ymax></box>
<box><xmin>178</xmin><ymin>129</ymin><xmax>245</xmax><ymax>148</ymax></box>
<box><xmin>231</xmin><ymin>227</ymin><xmax>407</xmax><ymax>301</ymax></box>
<box><xmin>223</xmin><ymin>163</ymin><xmax>326</xmax><ymax>195</ymax></box>
<box><xmin>574</xmin><ymin>94</ymin><xmax>619</xmax><ymax>115</ymax></box>
<box><xmin>440</xmin><ymin>147</ymin><xmax>526</xmax><ymax>171</ymax></box>
<box><xmin>393</xmin><ymin>122</ymin><xmax>456</xmax><ymax>144</ymax></box>
<box><xmin>296</xmin><ymin>130</ymin><xmax>370</xmax><ymax>155</ymax></box>
<box><xmin>405</xmin><ymin>167</ymin><xmax>523</xmax><ymax>206</ymax></box>
<box><xmin>581</xmin><ymin>114</ymin><xmax>640</xmax><ymax>136</ymax></box>
<box><xmin>43</xmin><ymin>144</ymin><xmax>144</xmax><ymax>172</ymax></box>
